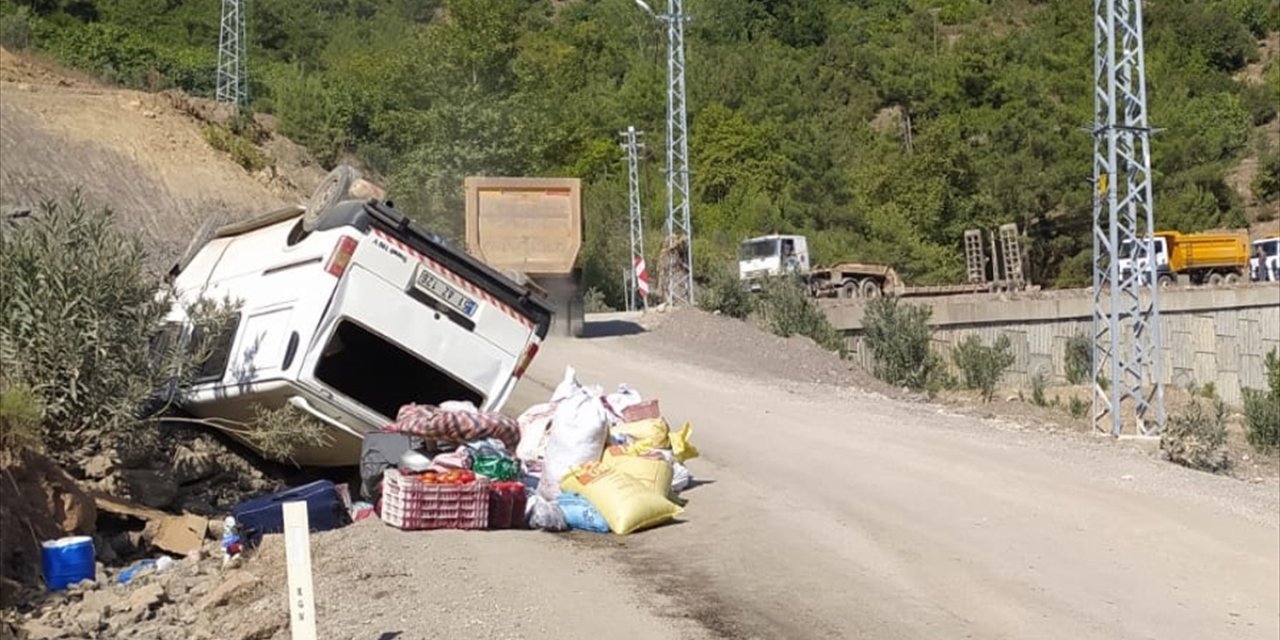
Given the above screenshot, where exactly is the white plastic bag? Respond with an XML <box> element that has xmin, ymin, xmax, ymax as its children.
<box><xmin>603</xmin><ymin>384</ymin><xmax>643</xmax><ymax>425</ymax></box>
<box><xmin>526</xmin><ymin>494</ymin><xmax>569</xmax><ymax>531</ymax></box>
<box><xmin>671</xmin><ymin>462</ymin><xmax>692</xmax><ymax>493</ymax></box>
<box><xmin>550</xmin><ymin>366</ymin><xmax>582</xmax><ymax>403</ymax></box>
<box><xmin>538</xmin><ymin>387</ymin><xmax>609</xmax><ymax>500</ymax></box>
<box><xmin>439</xmin><ymin>400</ymin><xmax>480</xmax><ymax>413</ymax></box>
<box><xmin>515</xmin><ymin>402</ymin><xmax>557</xmax><ymax>463</ymax></box>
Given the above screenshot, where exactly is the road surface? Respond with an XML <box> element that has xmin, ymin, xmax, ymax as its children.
<box><xmin>506</xmin><ymin>313</ymin><xmax>1280</xmax><ymax>640</ymax></box>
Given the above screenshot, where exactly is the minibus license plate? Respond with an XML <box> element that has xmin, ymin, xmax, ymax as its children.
<box><xmin>414</xmin><ymin>267</ymin><xmax>477</xmax><ymax>317</ymax></box>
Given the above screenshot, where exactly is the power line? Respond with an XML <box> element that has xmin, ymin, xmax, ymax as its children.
<box><xmin>1091</xmin><ymin>0</ymin><xmax>1166</xmax><ymax>437</ymax></box>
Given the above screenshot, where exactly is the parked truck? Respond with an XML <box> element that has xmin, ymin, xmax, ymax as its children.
<box><xmin>1251</xmin><ymin>234</ymin><xmax>1279</xmax><ymax>283</ymax></box>
<box><xmin>1118</xmin><ymin>230</ymin><xmax>1249</xmax><ymax>286</ymax></box>
<box><xmin>737</xmin><ymin>233</ymin><xmax>1002</xmax><ymax>299</ymax></box>
<box><xmin>464</xmin><ymin>177</ymin><xmax>585</xmax><ymax>338</ymax></box>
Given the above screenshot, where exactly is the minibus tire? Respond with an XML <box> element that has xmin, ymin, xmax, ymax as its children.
<box><xmin>304</xmin><ymin>165</ymin><xmax>359</xmax><ymax>232</ymax></box>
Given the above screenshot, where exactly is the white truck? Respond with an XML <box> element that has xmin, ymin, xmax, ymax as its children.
<box><xmin>155</xmin><ymin>166</ymin><xmax>554</xmax><ymax>466</ymax></box>
<box><xmin>737</xmin><ymin>233</ymin><xmax>994</xmax><ymax>298</ymax></box>
<box><xmin>1251</xmin><ymin>235</ymin><xmax>1279</xmax><ymax>283</ymax></box>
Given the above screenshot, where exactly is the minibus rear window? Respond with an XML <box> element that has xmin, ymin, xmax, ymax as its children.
<box><xmin>313</xmin><ymin>320</ymin><xmax>484</xmax><ymax>419</ymax></box>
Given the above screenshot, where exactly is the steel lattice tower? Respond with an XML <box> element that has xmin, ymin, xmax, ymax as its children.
<box><xmin>621</xmin><ymin>126</ymin><xmax>649</xmax><ymax>310</ymax></box>
<box><xmin>217</xmin><ymin>0</ymin><xmax>247</xmax><ymax>106</ymax></box>
<box><xmin>663</xmin><ymin>0</ymin><xmax>693</xmax><ymax>305</ymax></box>
<box><xmin>1091</xmin><ymin>0</ymin><xmax>1166</xmax><ymax>437</ymax></box>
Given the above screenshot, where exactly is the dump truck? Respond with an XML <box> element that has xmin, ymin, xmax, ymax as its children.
<box><xmin>1118</xmin><ymin>230</ymin><xmax>1249</xmax><ymax>286</ymax></box>
<box><xmin>738</xmin><ymin>233</ymin><xmax>1005</xmax><ymax>299</ymax></box>
<box><xmin>464</xmin><ymin>177</ymin><xmax>585</xmax><ymax>337</ymax></box>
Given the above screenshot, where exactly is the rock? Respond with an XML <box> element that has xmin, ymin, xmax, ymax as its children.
<box><xmin>120</xmin><ymin>469</ymin><xmax>179</xmax><ymax>510</ymax></box>
<box><xmin>83</xmin><ymin>454</ymin><xmax>115</xmax><ymax>480</ymax></box>
<box><xmin>80</xmin><ymin>588</ymin><xmax>115</xmax><ymax>619</ymax></box>
<box><xmin>232</xmin><ymin>613</ymin><xmax>284</xmax><ymax>640</ymax></box>
<box><xmin>125</xmin><ymin>583</ymin><xmax>166</xmax><ymax>620</ymax></box>
<box><xmin>196</xmin><ymin>571</ymin><xmax>260</xmax><ymax>611</ymax></box>
<box><xmin>207</xmin><ymin>518</ymin><xmax>225</xmax><ymax>539</ymax></box>
<box><xmin>74</xmin><ymin>608</ymin><xmax>103</xmax><ymax>633</ymax></box>
<box><xmin>20</xmin><ymin>623</ymin><xmax>62</xmax><ymax>640</ymax></box>
<box><xmin>110</xmin><ymin>532</ymin><xmax>140</xmax><ymax>558</ymax></box>
<box><xmin>171</xmin><ymin>445</ymin><xmax>219</xmax><ymax>485</ymax></box>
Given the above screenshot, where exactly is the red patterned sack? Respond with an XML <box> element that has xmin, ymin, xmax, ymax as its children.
<box><xmin>389</xmin><ymin>404</ymin><xmax>520</xmax><ymax>451</ymax></box>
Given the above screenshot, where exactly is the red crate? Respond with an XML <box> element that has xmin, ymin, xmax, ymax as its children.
<box><xmin>380</xmin><ymin>469</ymin><xmax>490</xmax><ymax>530</ymax></box>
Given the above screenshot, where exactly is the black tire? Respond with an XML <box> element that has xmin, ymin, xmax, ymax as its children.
<box><xmin>1157</xmin><ymin>274</ymin><xmax>1175</xmax><ymax>287</ymax></box>
<box><xmin>859</xmin><ymin>278</ymin><xmax>882</xmax><ymax>299</ymax></box>
<box><xmin>303</xmin><ymin>165</ymin><xmax>360</xmax><ymax>233</ymax></box>
<box><xmin>1207</xmin><ymin>272</ymin><xmax>1225</xmax><ymax>286</ymax></box>
<box><xmin>1224</xmin><ymin>272</ymin><xmax>1240</xmax><ymax>285</ymax></box>
<box><xmin>168</xmin><ymin>215</ymin><xmax>226</xmax><ymax>280</ymax></box>
<box><xmin>841</xmin><ymin>279</ymin><xmax>858</xmax><ymax>299</ymax></box>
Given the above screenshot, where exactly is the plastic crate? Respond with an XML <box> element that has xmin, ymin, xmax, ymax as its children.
<box><xmin>380</xmin><ymin>469</ymin><xmax>490</xmax><ymax>530</ymax></box>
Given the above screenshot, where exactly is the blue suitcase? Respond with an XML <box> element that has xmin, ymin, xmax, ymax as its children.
<box><xmin>231</xmin><ymin>480</ymin><xmax>349</xmax><ymax>547</ymax></box>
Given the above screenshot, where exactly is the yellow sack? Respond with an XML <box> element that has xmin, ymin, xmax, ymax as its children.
<box><xmin>561</xmin><ymin>461</ymin><xmax>682</xmax><ymax>535</ymax></box>
<box><xmin>670</xmin><ymin>422</ymin><xmax>700</xmax><ymax>463</ymax></box>
<box><xmin>609</xmin><ymin>418</ymin><xmax>671</xmax><ymax>450</ymax></box>
<box><xmin>602</xmin><ymin>446</ymin><xmax>673</xmax><ymax>497</ymax></box>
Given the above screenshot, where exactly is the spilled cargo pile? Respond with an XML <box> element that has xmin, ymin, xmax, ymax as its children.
<box><xmin>364</xmin><ymin>366</ymin><xmax>699</xmax><ymax>535</ymax></box>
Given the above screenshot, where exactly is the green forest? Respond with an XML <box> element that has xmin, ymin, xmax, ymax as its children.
<box><xmin>2</xmin><ymin>0</ymin><xmax>1278</xmax><ymax>305</ymax></box>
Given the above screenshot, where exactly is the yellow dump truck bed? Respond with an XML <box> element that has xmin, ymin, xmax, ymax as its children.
<box><xmin>463</xmin><ymin>177</ymin><xmax>582</xmax><ymax>275</ymax></box>
<box><xmin>1158</xmin><ymin>231</ymin><xmax>1249</xmax><ymax>272</ymax></box>
<box><xmin>463</xmin><ymin>176</ymin><xmax>585</xmax><ymax>337</ymax></box>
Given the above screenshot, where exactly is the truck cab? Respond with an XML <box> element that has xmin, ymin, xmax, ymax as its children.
<box><xmin>1251</xmin><ymin>235</ymin><xmax>1279</xmax><ymax>282</ymax></box>
<box><xmin>1117</xmin><ymin>236</ymin><xmax>1167</xmax><ymax>284</ymax></box>
<box><xmin>738</xmin><ymin>234</ymin><xmax>810</xmax><ymax>290</ymax></box>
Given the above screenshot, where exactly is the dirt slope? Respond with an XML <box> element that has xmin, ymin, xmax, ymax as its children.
<box><xmin>0</xmin><ymin>48</ymin><xmax>322</xmax><ymax>268</ymax></box>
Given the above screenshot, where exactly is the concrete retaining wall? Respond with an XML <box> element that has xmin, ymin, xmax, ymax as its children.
<box><xmin>823</xmin><ymin>285</ymin><xmax>1280</xmax><ymax>403</ymax></box>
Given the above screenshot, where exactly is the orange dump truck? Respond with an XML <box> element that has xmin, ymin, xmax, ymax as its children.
<box><xmin>464</xmin><ymin>177</ymin><xmax>585</xmax><ymax>337</ymax></box>
<box><xmin>1119</xmin><ymin>230</ymin><xmax>1249</xmax><ymax>286</ymax></box>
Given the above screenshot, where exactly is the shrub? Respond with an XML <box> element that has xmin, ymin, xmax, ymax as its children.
<box><xmin>583</xmin><ymin>286</ymin><xmax>613</xmax><ymax>314</ymax></box>
<box><xmin>1242</xmin><ymin>348</ymin><xmax>1280</xmax><ymax>454</ymax></box>
<box><xmin>1160</xmin><ymin>398</ymin><xmax>1230</xmax><ymax>473</ymax></box>
<box><xmin>1031</xmin><ymin>372</ymin><xmax>1047</xmax><ymax>407</ymax></box>
<box><xmin>0</xmin><ymin>192</ymin><xmax>233</xmax><ymax>462</ymax></box>
<box><xmin>0</xmin><ymin>379</ymin><xmax>43</xmax><ymax>452</ymax></box>
<box><xmin>1253</xmin><ymin>151</ymin><xmax>1280</xmax><ymax>206</ymax></box>
<box><xmin>951</xmin><ymin>334</ymin><xmax>1017</xmax><ymax>402</ymax></box>
<box><xmin>1064</xmin><ymin>334</ymin><xmax>1091</xmax><ymax>385</ymax></box>
<box><xmin>0</xmin><ymin>6</ymin><xmax>33</xmax><ymax>50</ymax></box>
<box><xmin>242</xmin><ymin>405</ymin><xmax>332</xmax><ymax>465</ymax></box>
<box><xmin>698</xmin><ymin>269</ymin><xmax>754</xmax><ymax>320</ymax></box>
<box><xmin>755</xmin><ymin>276</ymin><xmax>845</xmax><ymax>355</ymax></box>
<box><xmin>1068</xmin><ymin>396</ymin><xmax>1088</xmax><ymax>419</ymax></box>
<box><xmin>861</xmin><ymin>296</ymin><xmax>940</xmax><ymax>390</ymax></box>
<box><xmin>202</xmin><ymin>123</ymin><xmax>270</xmax><ymax>173</ymax></box>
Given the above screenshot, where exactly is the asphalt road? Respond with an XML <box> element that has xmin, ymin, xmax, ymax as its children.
<box><xmin>508</xmin><ymin>315</ymin><xmax>1280</xmax><ymax>640</ymax></box>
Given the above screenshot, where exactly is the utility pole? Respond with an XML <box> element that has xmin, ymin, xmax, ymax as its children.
<box><xmin>621</xmin><ymin>126</ymin><xmax>649</xmax><ymax>310</ymax></box>
<box><xmin>217</xmin><ymin>0</ymin><xmax>247</xmax><ymax>106</ymax></box>
<box><xmin>634</xmin><ymin>0</ymin><xmax>694</xmax><ymax>306</ymax></box>
<box><xmin>1091</xmin><ymin>0</ymin><xmax>1166</xmax><ymax>437</ymax></box>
